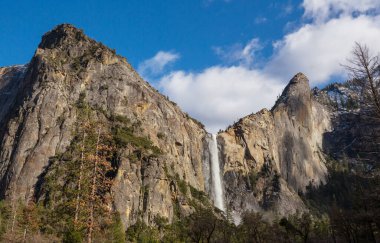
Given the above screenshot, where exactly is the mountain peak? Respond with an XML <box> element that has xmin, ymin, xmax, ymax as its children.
<box><xmin>289</xmin><ymin>72</ymin><xmax>309</xmax><ymax>85</ymax></box>
<box><xmin>272</xmin><ymin>72</ymin><xmax>311</xmax><ymax>110</ymax></box>
<box><xmin>38</xmin><ymin>23</ymin><xmax>88</xmax><ymax>49</ymax></box>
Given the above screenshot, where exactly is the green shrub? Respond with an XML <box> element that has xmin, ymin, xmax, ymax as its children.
<box><xmin>63</xmin><ymin>229</ymin><xmax>82</xmax><ymax>243</ymax></box>
<box><xmin>126</xmin><ymin>220</ymin><xmax>159</xmax><ymax>243</ymax></box>
<box><xmin>248</xmin><ymin>171</ymin><xmax>259</xmax><ymax>188</ymax></box>
<box><xmin>0</xmin><ymin>201</ymin><xmax>10</xmax><ymax>238</ymax></box>
<box><xmin>189</xmin><ymin>185</ymin><xmax>208</xmax><ymax>205</ymax></box>
<box><xmin>76</xmin><ymin>92</ymin><xmax>87</xmax><ymax>109</ymax></box>
<box><xmin>110</xmin><ymin>114</ymin><xmax>130</xmax><ymax>125</ymax></box>
<box><xmin>177</xmin><ymin>180</ymin><xmax>188</xmax><ymax>195</ymax></box>
<box><xmin>112</xmin><ymin>126</ymin><xmax>161</xmax><ymax>156</ymax></box>
<box><xmin>107</xmin><ymin>213</ymin><xmax>126</xmax><ymax>243</ymax></box>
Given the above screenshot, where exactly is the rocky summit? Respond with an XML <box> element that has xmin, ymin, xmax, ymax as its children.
<box><xmin>0</xmin><ymin>24</ymin><xmax>379</xmax><ymax>242</ymax></box>
<box><xmin>219</xmin><ymin>73</ymin><xmax>331</xmax><ymax>219</ymax></box>
<box><xmin>0</xmin><ymin>24</ymin><xmax>207</xmax><ymax>227</ymax></box>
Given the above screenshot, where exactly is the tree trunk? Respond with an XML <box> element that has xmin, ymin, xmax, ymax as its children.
<box><xmin>74</xmin><ymin>130</ymin><xmax>86</xmax><ymax>226</ymax></box>
<box><xmin>87</xmin><ymin>127</ymin><xmax>101</xmax><ymax>243</ymax></box>
<box><xmin>22</xmin><ymin>228</ymin><xmax>27</xmax><ymax>243</ymax></box>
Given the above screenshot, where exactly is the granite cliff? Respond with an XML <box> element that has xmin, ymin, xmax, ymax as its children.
<box><xmin>0</xmin><ymin>24</ymin><xmax>376</xmax><ymax>235</ymax></box>
<box><xmin>218</xmin><ymin>73</ymin><xmax>331</xmax><ymax>219</ymax></box>
<box><xmin>0</xmin><ymin>24</ymin><xmax>208</xmax><ymax>229</ymax></box>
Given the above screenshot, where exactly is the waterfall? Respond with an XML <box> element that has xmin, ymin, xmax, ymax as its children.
<box><xmin>209</xmin><ymin>134</ymin><xmax>225</xmax><ymax>212</ymax></box>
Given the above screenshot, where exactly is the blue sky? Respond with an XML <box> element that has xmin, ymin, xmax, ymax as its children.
<box><xmin>2</xmin><ymin>0</ymin><xmax>380</xmax><ymax>132</ymax></box>
<box><xmin>0</xmin><ymin>0</ymin><xmax>302</xmax><ymax>69</ymax></box>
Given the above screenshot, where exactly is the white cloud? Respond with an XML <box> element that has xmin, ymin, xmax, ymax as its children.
<box><xmin>266</xmin><ymin>15</ymin><xmax>380</xmax><ymax>84</ymax></box>
<box><xmin>154</xmin><ymin>0</ymin><xmax>380</xmax><ymax>132</ymax></box>
<box><xmin>160</xmin><ymin>66</ymin><xmax>284</xmax><ymax>133</ymax></box>
<box><xmin>213</xmin><ymin>38</ymin><xmax>262</xmax><ymax>67</ymax></box>
<box><xmin>303</xmin><ymin>0</ymin><xmax>380</xmax><ymax>22</ymax></box>
<box><xmin>138</xmin><ymin>51</ymin><xmax>179</xmax><ymax>78</ymax></box>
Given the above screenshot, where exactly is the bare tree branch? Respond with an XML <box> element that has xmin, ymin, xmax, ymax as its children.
<box><xmin>344</xmin><ymin>42</ymin><xmax>380</xmax><ymax>118</ymax></box>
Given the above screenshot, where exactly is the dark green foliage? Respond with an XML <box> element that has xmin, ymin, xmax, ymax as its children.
<box><xmin>345</xmin><ymin>96</ymin><xmax>359</xmax><ymax>110</ymax></box>
<box><xmin>177</xmin><ymin>179</ymin><xmax>188</xmax><ymax>195</ymax></box>
<box><xmin>110</xmin><ymin>114</ymin><xmax>130</xmax><ymax>124</ymax></box>
<box><xmin>106</xmin><ymin>213</ymin><xmax>126</xmax><ymax>243</ymax></box>
<box><xmin>0</xmin><ymin>201</ymin><xmax>10</xmax><ymax>238</ymax></box>
<box><xmin>63</xmin><ymin>229</ymin><xmax>82</xmax><ymax>243</ymax></box>
<box><xmin>36</xmin><ymin>95</ymin><xmax>164</xmax><ymax>241</ymax></box>
<box><xmin>126</xmin><ymin>220</ymin><xmax>159</xmax><ymax>242</ymax></box>
<box><xmin>76</xmin><ymin>92</ymin><xmax>87</xmax><ymax>108</ymax></box>
<box><xmin>272</xmin><ymin>172</ymin><xmax>281</xmax><ymax>192</ymax></box>
<box><xmin>302</xmin><ymin>155</ymin><xmax>380</xmax><ymax>242</ymax></box>
<box><xmin>304</xmin><ymin>157</ymin><xmax>367</xmax><ymax>211</ymax></box>
<box><xmin>184</xmin><ymin>112</ymin><xmax>205</xmax><ymax>129</ymax></box>
<box><xmin>248</xmin><ymin>170</ymin><xmax>259</xmax><ymax>188</ymax></box>
<box><xmin>239</xmin><ymin>212</ymin><xmax>273</xmax><ymax>243</ymax></box>
<box><xmin>186</xmin><ymin>207</ymin><xmax>217</xmax><ymax>243</ymax></box>
<box><xmin>280</xmin><ymin>213</ymin><xmax>312</xmax><ymax>243</ymax></box>
<box><xmin>153</xmin><ymin>215</ymin><xmax>169</xmax><ymax>229</ymax></box>
<box><xmin>108</xmin><ymin>113</ymin><xmax>161</xmax><ymax>157</ymax></box>
<box><xmin>28</xmin><ymin>95</ymin><xmax>140</xmax><ymax>241</ymax></box>
<box><xmin>189</xmin><ymin>185</ymin><xmax>208</xmax><ymax>205</ymax></box>
<box><xmin>71</xmin><ymin>57</ymin><xmax>82</xmax><ymax>71</ymax></box>
<box><xmin>39</xmin><ymin>124</ymin><xmax>117</xmax><ymax>237</ymax></box>
<box><xmin>69</xmin><ymin>43</ymin><xmax>106</xmax><ymax>73</ymax></box>
<box><xmin>111</xmin><ymin>125</ymin><xmax>161</xmax><ymax>156</ymax></box>
<box><xmin>172</xmin><ymin>200</ymin><xmax>181</xmax><ymax>220</ymax></box>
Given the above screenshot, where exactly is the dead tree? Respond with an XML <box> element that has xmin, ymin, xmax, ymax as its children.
<box><xmin>344</xmin><ymin>42</ymin><xmax>380</xmax><ymax>118</ymax></box>
<box><xmin>87</xmin><ymin>127</ymin><xmax>101</xmax><ymax>243</ymax></box>
<box><xmin>74</xmin><ymin>130</ymin><xmax>86</xmax><ymax>226</ymax></box>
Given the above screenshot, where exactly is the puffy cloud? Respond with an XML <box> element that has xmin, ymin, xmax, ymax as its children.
<box><xmin>266</xmin><ymin>15</ymin><xmax>380</xmax><ymax>84</ymax></box>
<box><xmin>138</xmin><ymin>51</ymin><xmax>179</xmax><ymax>78</ymax></box>
<box><xmin>303</xmin><ymin>0</ymin><xmax>380</xmax><ymax>22</ymax></box>
<box><xmin>160</xmin><ymin>66</ymin><xmax>284</xmax><ymax>133</ymax></box>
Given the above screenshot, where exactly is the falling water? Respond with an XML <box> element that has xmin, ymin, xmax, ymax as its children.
<box><xmin>209</xmin><ymin>134</ymin><xmax>225</xmax><ymax>212</ymax></box>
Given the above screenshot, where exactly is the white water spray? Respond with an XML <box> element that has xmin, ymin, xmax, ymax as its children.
<box><xmin>209</xmin><ymin>134</ymin><xmax>225</xmax><ymax>212</ymax></box>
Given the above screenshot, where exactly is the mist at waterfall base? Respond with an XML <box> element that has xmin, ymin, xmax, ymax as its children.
<box><xmin>208</xmin><ymin>134</ymin><xmax>225</xmax><ymax>212</ymax></box>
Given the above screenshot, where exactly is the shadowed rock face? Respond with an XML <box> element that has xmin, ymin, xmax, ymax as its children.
<box><xmin>0</xmin><ymin>65</ymin><xmax>27</xmax><ymax>125</ymax></box>
<box><xmin>0</xmin><ymin>24</ymin><xmax>208</xmax><ymax>227</ymax></box>
<box><xmin>314</xmin><ymin>82</ymin><xmax>380</xmax><ymax>170</ymax></box>
<box><xmin>219</xmin><ymin>73</ymin><xmax>331</xmax><ymax>217</ymax></box>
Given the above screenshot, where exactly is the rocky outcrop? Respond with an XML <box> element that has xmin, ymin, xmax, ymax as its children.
<box><xmin>218</xmin><ymin>73</ymin><xmax>331</xmax><ymax>217</ymax></box>
<box><xmin>0</xmin><ymin>24</ymin><xmax>208</xmax><ymax>228</ymax></box>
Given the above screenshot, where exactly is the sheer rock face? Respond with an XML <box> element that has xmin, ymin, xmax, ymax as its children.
<box><xmin>219</xmin><ymin>73</ymin><xmax>331</xmax><ymax>217</ymax></box>
<box><xmin>0</xmin><ymin>24</ymin><xmax>207</xmax><ymax>227</ymax></box>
